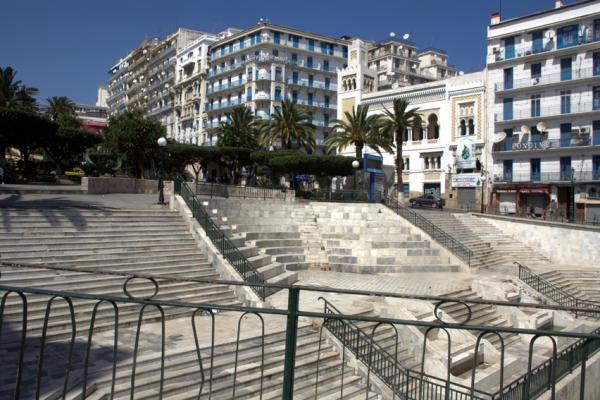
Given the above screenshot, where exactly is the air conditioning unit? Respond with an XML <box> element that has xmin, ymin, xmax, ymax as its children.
<box><xmin>572</xmin><ymin>128</ymin><xmax>581</xmax><ymax>135</ymax></box>
<box><xmin>580</xmin><ymin>126</ymin><xmax>588</xmax><ymax>134</ymax></box>
<box><xmin>492</xmin><ymin>47</ymin><xmax>500</xmax><ymax>54</ymax></box>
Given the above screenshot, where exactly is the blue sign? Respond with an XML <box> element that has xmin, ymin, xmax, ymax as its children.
<box><xmin>363</xmin><ymin>153</ymin><xmax>384</xmax><ymax>174</ymax></box>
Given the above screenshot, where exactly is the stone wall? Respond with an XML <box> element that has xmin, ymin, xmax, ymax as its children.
<box><xmin>82</xmin><ymin>177</ymin><xmax>173</xmax><ymax>195</ymax></box>
<box><xmin>476</xmin><ymin>214</ymin><xmax>600</xmax><ymax>266</ymax></box>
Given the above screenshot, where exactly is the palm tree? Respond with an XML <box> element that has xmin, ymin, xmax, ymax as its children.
<box><xmin>325</xmin><ymin>104</ymin><xmax>392</xmax><ymax>160</ymax></box>
<box><xmin>46</xmin><ymin>96</ymin><xmax>77</xmax><ymax>122</ymax></box>
<box><xmin>0</xmin><ymin>66</ymin><xmax>38</xmax><ymax>110</ymax></box>
<box><xmin>259</xmin><ymin>99</ymin><xmax>316</xmax><ymax>151</ymax></box>
<box><xmin>217</xmin><ymin>106</ymin><xmax>259</xmax><ymax>149</ymax></box>
<box><xmin>380</xmin><ymin>99</ymin><xmax>422</xmax><ymax>203</ymax></box>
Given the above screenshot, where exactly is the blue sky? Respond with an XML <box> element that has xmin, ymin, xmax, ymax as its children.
<box><xmin>0</xmin><ymin>0</ymin><xmax>564</xmax><ymax>105</ymax></box>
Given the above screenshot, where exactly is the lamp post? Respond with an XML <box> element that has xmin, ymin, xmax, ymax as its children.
<box><xmin>570</xmin><ymin>167</ymin><xmax>576</xmax><ymax>222</ymax></box>
<box><xmin>352</xmin><ymin>160</ymin><xmax>360</xmax><ymax>192</ymax></box>
<box><xmin>157</xmin><ymin>136</ymin><xmax>167</xmax><ymax>205</ymax></box>
<box><xmin>480</xmin><ymin>174</ymin><xmax>487</xmax><ymax>213</ymax></box>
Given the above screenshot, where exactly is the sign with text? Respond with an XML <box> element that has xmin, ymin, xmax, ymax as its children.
<box><xmin>452</xmin><ymin>173</ymin><xmax>481</xmax><ymax>188</ymax></box>
<box><xmin>456</xmin><ymin>137</ymin><xmax>476</xmax><ymax>169</ymax></box>
<box><xmin>363</xmin><ymin>153</ymin><xmax>384</xmax><ymax>174</ymax></box>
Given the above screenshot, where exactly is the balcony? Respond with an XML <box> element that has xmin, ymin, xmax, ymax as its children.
<box><xmin>489</xmin><ymin>34</ymin><xmax>600</xmax><ymax>65</ymax></box>
<box><xmin>493</xmin><ymin>136</ymin><xmax>598</xmax><ymax>152</ymax></box>
<box><xmin>494</xmin><ymin>170</ymin><xmax>600</xmax><ymax>183</ymax></box>
<box><xmin>205</xmin><ymin>97</ymin><xmax>245</xmax><ymax>113</ymax></box>
<box><xmin>286</xmin><ymin>79</ymin><xmax>336</xmax><ymax>91</ymax></box>
<box><xmin>208</xmin><ymin>54</ymin><xmax>339</xmax><ymax>78</ymax></box>
<box><xmin>206</xmin><ymin>79</ymin><xmax>247</xmax><ymax>95</ymax></box>
<box><xmin>495</xmin><ymin>101</ymin><xmax>600</xmax><ymax>123</ymax></box>
<box><xmin>295</xmin><ymin>99</ymin><xmax>337</xmax><ymax>110</ymax></box>
<box><xmin>495</xmin><ymin>67</ymin><xmax>599</xmax><ymax>92</ymax></box>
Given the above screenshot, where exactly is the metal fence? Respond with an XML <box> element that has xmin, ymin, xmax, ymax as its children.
<box><xmin>1</xmin><ymin>264</ymin><xmax>600</xmax><ymax>400</ymax></box>
<box><xmin>384</xmin><ymin>202</ymin><xmax>473</xmax><ymax>267</ymax></box>
<box><xmin>295</xmin><ymin>189</ymin><xmax>381</xmax><ymax>203</ymax></box>
<box><xmin>193</xmin><ymin>181</ymin><xmax>289</xmax><ymax>200</ymax></box>
<box><xmin>177</xmin><ymin>178</ymin><xmax>267</xmax><ymax>300</ymax></box>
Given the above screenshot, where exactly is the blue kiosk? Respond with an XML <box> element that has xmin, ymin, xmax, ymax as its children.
<box><xmin>363</xmin><ymin>153</ymin><xmax>384</xmax><ymax>203</ymax></box>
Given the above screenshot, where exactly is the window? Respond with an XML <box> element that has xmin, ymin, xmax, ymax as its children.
<box><xmin>560</xmin><ymin>57</ymin><xmax>572</xmax><ymax>81</ymax></box>
<box><xmin>531</xmin><ymin>126</ymin><xmax>541</xmax><ymax>145</ymax></box>
<box><xmin>531</xmin><ymin>63</ymin><xmax>542</xmax><ymax>81</ymax></box>
<box><xmin>532</xmin><ymin>30</ymin><xmax>544</xmax><ymax>53</ymax></box>
<box><xmin>561</xmin><ymin>90</ymin><xmax>571</xmax><ymax>114</ymax></box>
<box><xmin>504</xmin><ymin>129</ymin><xmax>513</xmax><ymax>151</ymax></box>
<box><xmin>292</xmin><ymin>36</ymin><xmax>299</xmax><ymax>48</ymax></box>
<box><xmin>274</xmin><ymin>86</ymin><xmax>282</xmax><ymax>101</ymax></box>
<box><xmin>307</xmin><ymin>57</ymin><xmax>313</xmax><ymax>69</ymax></box>
<box><xmin>275</xmin><ymin>66</ymin><xmax>282</xmax><ymax>81</ymax></box>
<box><xmin>560</xmin><ymin>156</ymin><xmax>572</xmax><ymax>180</ymax></box>
<box><xmin>274</xmin><ymin>31</ymin><xmax>280</xmax><ymax>44</ymax></box>
<box><xmin>292</xmin><ymin>71</ymin><xmax>298</xmax><ymax>84</ymax></box>
<box><xmin>427</xmin><ymin>114</ymin><xmax>439</xmax><ymax>139</ymax></box>
<box><xmin>246</xmin><ymin>87</ymin><xmax>252</xmax><ymax>101</ymax></box>
<box><xmin>403</xmin><ymin>128</ymin><xmax>410</xmax><ymax>142</ymax></box>
<box><xmin>291</xmin><ymin>53</ymin><xmax>298</xmax><ymax>65</ymax></box>
<box><xmin>560</xmin><ymin>123</ymin><xmax>572</xmax><ymax>147</ymax></box>
<box><xmin>594</xmin><ymin>52</ymin><xmax>600</xmax><ymax>76</ymax></box>
<box><xmin>324</xmin><ymin>113</ymin><xmax>329</xmax><ymax>127</ymax></box>
<box><xmin>308</xmin><ymin>74</ymin><xmax>314</xmax><ymax>87</ymax></box>
<box><xmin>308</xmin><ymin>39</ymin><xmax>315</xmax><ymax>51</ymax></box>
<box><xmin>503</xmin><ymin>160</ymin><xmax>513</xmax><ymax>181</ymax></box>
<box><xmin>239</xmin><ymin>38</ymin><xmax>244</xmax><ymax>49</ymax></box>
<box><xmin>503</xmin><ymin>97</ymin><xmax>513</xmax><ymax>121</ymax></box>
<box><xmin>468</xmin><ymin>119</ymin><xmax>474</xmax><ymax>136</ymax></box>
<box><xmin>531</xmin><ymin>94</ymin><xmax>541</xmax><ymax>117</ymax></box>
<box><xmin>325</xmin><ymin>77</ymin><xmax>330</xmax><ymax>90</ymax></box>
<box><xmin>460</xmin><ymin>120</ymin><xmax>467</xmax><ymax>136</ymax></box>
<box><xmin>241</xmin><ymin>54</ymin><xmax>246</xmax><ymax>63</ymax></box>
<box><xmin>342</xmin><ymin>46</ymin><xmax>348</xmax><ymax>58</ymax></box>
<box><xmin>504</xmin><ymin>36</ymin><xmax>515</xmax><ymax>59</ymax></box>
<box><xmin>308</xmin><ymin>93</ymin><xmax>313</xmax><ymax>106</ymax></box>
<box><xmin>594</xmin><ymin>120</ymin><xmax>600</xmax><ymax>145</ymax></box>
<box><xmin>220</xmin><ymin>46</ymin><xmax>225</xmax><ymax>56</ymax></box>
<box><xmin>557</xmin><ymin>24</ymin><xmax>578</xmax><ymax>49</ymax></box>
<box><xmin>594</xmin><ymin>86</ymin><xmax>600</xmax><ymax>110</ymax></box>
<box><xmin>402</xmin><ymin>183</ymin><xmax>409</xmax><ymax>196</ymax></box>
<box><xmin>594</xmin><ymin>155</ymin><xmax>600</xmax><ymax>179</ymax></box>
<box><xmin>595</xmin><ymin>19</ymin><xmax>600</xmax><ymax>41</ymax></box>
<box><xmin>530</xmin><ymin>159</ymin><xmax>541</xmax><ymax>182</ymax></box>
<box><xmin>228</xmin><ymin>43</ymin><xmax>233</xmax><ymax>54</ymax></box>
<box><xmin>272</xmin><ymin>49</ymin><xmax>279</xmax><ymax>57</ymax></box>
<box><xmin>503</xmin><ymin>68</ymin><xmax>513</xmax><ymax>90</ymax></box>
<box><xmin>247</xmin><ymin>67</ymin><xmax>253</xmax><ymax>81</ymax></box>
<box><xmin>291</xmin><ymin>91</ymin><xmax>298</xmax><ymax>103</ymax></box>
<box><xmin>250</xmin><ymin>34</ymin><xmax>256</xmax><ymax>46</ymax></box>
<box><xmin>323</xmin><ymin>60</ymin><xmax>329</xmax><ymax>72</ymax></box>
<box><xmin>324</xmin><ymin>95</ymin><xmax>330</xmax><ymax>108</ymax></box>
<box><xmin>320</xmin><ymin>42</ymin><xmax>327</xmax><ymax>54</ymax></box>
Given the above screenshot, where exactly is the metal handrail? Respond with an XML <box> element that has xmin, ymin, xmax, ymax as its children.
<box><xmin>384</xmin><ymin>202</ymin><xmax>473</xmax><ymax>267</ymax></box>
<box><xmin>321</xmin><ymin>298</ymin><xmax>491</xmax><ymax>400</ymax></box>
<box><xmin>518</xmin><ymin>263</ymin><xmax>600</xmax><ymax>318</ymax></box>
<box><xmin>175</xmin><ymin>177</ymin><xmax>266</xmax><ymax>300</ymax></box>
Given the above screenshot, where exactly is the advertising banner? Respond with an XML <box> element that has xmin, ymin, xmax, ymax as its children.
<box><xmin>451</xmin><ymin>173</ymin><xmax>481</xmax><ymax>188</ymax></box>
<box><xmin>456</xmin><ymin>137</ymin><xmax>476</xmax><ymax>169</ymax></box>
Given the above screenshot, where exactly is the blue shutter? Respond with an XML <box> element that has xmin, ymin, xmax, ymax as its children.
<box><xmin>560</xmin><ymin>123</ymin><xmax>572</xmax><ymax>147</ymax></box>
<box><xmin>560</xmin><ymin>57</ymin><xmax>572</xmax><ymax>81</ymax></box>
<box><xmin>532</xmin><ymin>30</ymin><xmax>544</xmax><ymax>53</ymax></box>
<box><xmin>503</xmin><ymin>98</ymin><xmax>513</xmax><ymax>121</ymax></box>
<box><xmin>504</xmin><ymin>37</ymin><xmax>515</xmax><ymax>59</ymax></box>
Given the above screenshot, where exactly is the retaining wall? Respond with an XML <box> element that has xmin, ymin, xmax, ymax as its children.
<box><xmin>82</xmin><ymin>177</ymin><xmax>173</xmax><ymax>195</ymax></box>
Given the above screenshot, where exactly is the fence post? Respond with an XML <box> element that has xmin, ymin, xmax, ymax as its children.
<box><xmin>282</xmin><ymin>287</ymin><xmax>300</xmax><ymax>399</ymax></box>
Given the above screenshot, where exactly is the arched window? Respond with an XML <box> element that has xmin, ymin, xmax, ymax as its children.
<box><xmin>460</xmin><ymin>119</ymin><xmax>467</xmax><ymax>136</ymax></box>
<box><xmin>403</xmin><ymin>128</ymin><xmax>410</xmax><ymax>142</ymax></box>
<box><xmin>427</xmin><ymin>114</ymin><xmax>439</xmax><ymax>140</ymax></box>
<box><xmin>275</xmin><ymin>86</ymin><xmax>282</xmax><ymax>101</ymax></box>
<box><xmin>468</xmin><ymin>118</ymin><xmax>475</xmax><ymax>135</ymax></box>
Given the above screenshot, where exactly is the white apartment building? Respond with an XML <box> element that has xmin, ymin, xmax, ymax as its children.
<box><xmin>338</xmin><ymin>40</ymin><xmax>487</xmax><ymax>208</ymax></box>
<box><xmin>367</xmin><ymin>38</ymin><xmax>457</xmax><ymax>90</ymax></box>
<box><xmin>203</xmin><ymin>22</ymin><xmax>350</xmax><ymax>147</ymax></box>
<box><xmin>106</xmin><ymin>29</ymin><xmax>206</xmax><ymax>136</ymax></box>
<box><xmin>486</xmin><ymin>0</ymin><xmax>600</xmax><ymax>220</ymax></box>
<box><xmin>172</xmin><ymin>32</ymin><xmax>221</xmax><ymax>145</ymax></box>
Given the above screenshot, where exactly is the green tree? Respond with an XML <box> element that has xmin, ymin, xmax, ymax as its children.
<box><xmin>44</xmin><ymin>127</ymin><xmax>102</xmax><ymax>175</ymax></box>
<box><xmin>217</xmin><ymin>106</ymin><xmax>260</xmax><ymax>149</ymax></box>
<box><xmin>325</xmin><ymin>104</ymin><xmax>392</xmax><ymax>160</ymax></box>
<box><xmin>46</xmin><ymin>96</ymin><xmax>77</xmax><ymax>122</ymax></box>
<box><xmin>380</xmin><ymin>99</ymin><xmax>421</xmax><ymax>203</ymax></box>
<box><xmin>259</xmin><ymin>99</ymin><xmax>316</xmax><ymax>151</ymax></box>
<box><xmin>103</xmin><ymin>109</ymin><xmax>165</xmax><ymax>178</ymax></box>
<box><xmin>0</xmin><ymin>66</ymin><xmax>38</xmax><ymax>111</ymax></box>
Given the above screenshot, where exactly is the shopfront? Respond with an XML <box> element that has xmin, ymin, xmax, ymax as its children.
<box><xmin>492</xmin><ymin>186</ymin><xmax>550</xmax><ymax>216</ymax></box>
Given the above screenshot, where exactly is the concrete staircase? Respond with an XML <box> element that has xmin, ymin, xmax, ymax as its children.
<box><xmin>538</xmin><ymin>270</ymin><xmax>600</xmax><ymax>303</ymax></box>
<box><xmin>411</xmin><ymin>209</ymin><xmax>551</xmax><ymax>270</ymax></box>
<box><xmin>0</xmin><ymin>207</ymin><xmax>242</xmax><ymax>338</ymax></box>
<box><xmin>7</xmin><ymin>326</ymin><xmax>379</xmax><ymax>400</ymax></box>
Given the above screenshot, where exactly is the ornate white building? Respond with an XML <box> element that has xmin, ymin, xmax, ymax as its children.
<box><xmin>338</xmin><ymin>39</ymin><xmax>487</xmax><ymax>208</ymax></box>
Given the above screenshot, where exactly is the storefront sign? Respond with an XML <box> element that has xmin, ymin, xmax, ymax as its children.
<box><xmin>451</xmin><ymin>173</ymin><xmax>482</xmax><ymax>188</ymax></box>
<box><xmin>456</xmin><ymin>137</ymin><xmax>476</xmax><ymax>169</ymax></box>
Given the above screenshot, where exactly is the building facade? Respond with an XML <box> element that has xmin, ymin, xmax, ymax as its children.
<box><xmin>106</xmin><ymin>29</ymin><xmax>206</xmax><ymax>136</ymax></box>
<box><xmin>203</xmin><ymin>22</ymin><xmax>349</xmax><ymax>147</ymax></box>
<box><xmin>367</xmin><ymin>38</ymin><xmax>457</xmax><ymax>90</ymax></box>
<box><xmin>172</xmin><ymin>32</ymin><xmax>220</xmax><ymax>145</ymax></box>
<box><xmin>486</xmin><ymin>0</ymin><xmax>600</xmax><ymax>220</ymax></box>
<box><xmin>338</xmin><ymin>40</ymin><xmax>487</xmax><ymax>208</ymax></box>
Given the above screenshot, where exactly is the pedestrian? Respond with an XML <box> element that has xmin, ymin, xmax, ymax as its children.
<box><xmin>0</xmin><ymin>163</ymin><xmax>4</xmax><ymax>184</ymax></box>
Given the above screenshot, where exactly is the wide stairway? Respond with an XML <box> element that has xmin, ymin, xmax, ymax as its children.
<box><xmin>0</xmin><ymin>207</ymin><xmax>242</xmax><ymax>338</ymax></box>
<box><xmin>1</xmin><ymin>325</ymin><xmax>380</xmax><ymax>400</ymax></box>
<box><xmin>411</xmin><ymin>209</ymin><xmax>551</xmax><ymax>270</ymax></box>
<box><xmin>538</xmin><ymin>269</ymin><xmax>600</xmax><ymax>303</ymax></box>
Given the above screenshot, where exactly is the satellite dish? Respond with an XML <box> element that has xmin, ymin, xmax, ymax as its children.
<box><xmin>521</xmin><ymin>125</ymin><xmax>530</xmax><ymax>135</ymax></box>
<box><xmin>390</xmin><ymin>32</ymin><xmax>396</xmax><ymax>38</ymax></box>
<box><xmin>493</xmin><ymin>132</ymin><xmax>507</xmax><ymax>143</ymax></box>
<box><xmin>459</xmin><ymin>71</ymin><xmax>465</xmax><ymax>76</ymax></box>
<box><xmin>403</xmin><ymin>33</ymin><xmax>410</xmax><ymax>40</ymax></box>
<box><xmin>536</xmin><ymin>121</ymin><xmax>547</xmax><ymax>132</ymax></box>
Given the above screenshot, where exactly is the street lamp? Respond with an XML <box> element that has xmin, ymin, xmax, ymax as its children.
<box><xmin>157</xmin><ymin>136</ymin><xmax>167</xmax><ymax>205</ymax></box>
<box><xmin>480</xmin><ymin>174</ymin><xmax>487</xmax><ymax>213</ymax></box>
<box><xmin>570</xmin><ymin>167</ymin><xmax>576</xmax><ymax>222</ymax></box>
<box><xmin>352</xmin><ymin>160</ymin><xmax>360</xmax><ymax>192</ymax></box>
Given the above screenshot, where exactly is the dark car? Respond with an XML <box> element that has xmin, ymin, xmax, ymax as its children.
<box><xmin>409</xmin><ymin>194</ymin><xmax>445</xmax><ymax>209</ymax></box>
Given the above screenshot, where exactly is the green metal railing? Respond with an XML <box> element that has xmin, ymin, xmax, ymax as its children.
<box><xmin>175</xmin><ymin>177</ymin><xmax>266</xmax><ymax>300</ymax></box>
<box><xmin>385</xmin><ymin>202</ymin><xmax>473</xmax><ymax>267</ymax></box>
<box><xmin>194</xmin><ymin>181</ymin><xmax>289</xmax><ymax>200</ymax></box>
<box><xmin>518</xmin><ymin>263</ymin><xmax>600</xmax><ymax>319</ymax></box>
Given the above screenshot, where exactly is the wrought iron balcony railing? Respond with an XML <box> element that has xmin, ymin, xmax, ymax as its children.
<box><xmin>494</xmin><ymin>170</ymin><xmax>600</xmax><ymax>183</ymax></box>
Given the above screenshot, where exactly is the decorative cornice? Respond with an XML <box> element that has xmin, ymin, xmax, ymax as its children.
<box><xmin>362</xmin><ymin>86</ymin><xmax>446</xmax><ymax>106</ymax></box>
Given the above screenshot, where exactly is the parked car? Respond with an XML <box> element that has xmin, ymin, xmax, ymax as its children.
<box><xmin>409</xmin><ymin>194</ymin><xmax>445</xmax><ymax>209</ymax></box>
